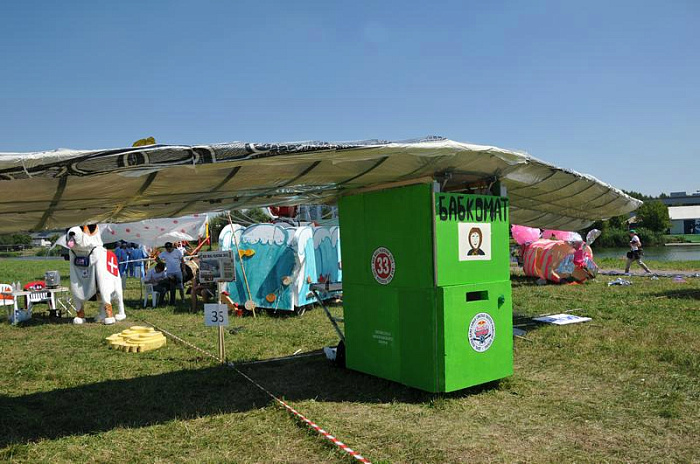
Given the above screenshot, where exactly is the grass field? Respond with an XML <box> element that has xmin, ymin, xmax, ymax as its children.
<box><xmin>1</xmin><ymin>258</ymin><xmax>699</xmax><ymax>463</ymax></box>
<box><xmin>665</xmin><ymin>234</ymin><xmax>700</xmax><ymax>244</ymax></box>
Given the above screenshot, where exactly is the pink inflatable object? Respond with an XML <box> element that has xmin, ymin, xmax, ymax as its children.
<box><xmin>541</xmin><ymin>229</ymin><xmax>583</xmax><ymax>242</ymax></box>
<box><xmin>511</xmin><ymin>225</ymin><xmax>541</xmax><ymax>245</ymax></box>
<box><xmin>521</xmin><ymin>239</ymin><xmax>597</xmax><ymax>283</ymax></box>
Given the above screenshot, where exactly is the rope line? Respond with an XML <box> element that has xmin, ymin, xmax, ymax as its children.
<box><xmin>131</xmin><ymin>314</ymin><xmax>371</xmax><ymax>463</ymax></box>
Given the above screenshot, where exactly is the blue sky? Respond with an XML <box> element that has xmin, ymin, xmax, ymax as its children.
<box><xmin>1</xmin><ymin>0</ymin><xmax>697</xmax><ymax>196</ymax></box>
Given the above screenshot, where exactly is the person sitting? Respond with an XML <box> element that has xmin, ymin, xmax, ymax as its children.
<box><xmin>158</xmin><ymin>241</ymin><xmax>184</xmax><ymax>304</ymax></box>
<box><xmin>144</xmin><ymin>262</ymin><xmax>170</xmax><ymax>305</ymax></box>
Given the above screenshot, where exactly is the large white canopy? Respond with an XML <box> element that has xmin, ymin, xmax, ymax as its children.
<box><xmin>0</xmin><ymin>136</ymin><xmax>641</xmax><ymax>233</ymax></box>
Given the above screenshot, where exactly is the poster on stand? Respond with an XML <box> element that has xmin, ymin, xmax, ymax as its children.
<box><xmin>199</xmin><ymin>251</ymin><xmax>235</xmax><ymax>283</ymax></box>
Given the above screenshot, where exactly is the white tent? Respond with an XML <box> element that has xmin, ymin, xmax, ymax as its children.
<box><xmin>52</xmin><ymin>214</ymin><xmax>209</xmax><ymax>252</ymax></box>
<box><xmin>0</xmin><ymin>136</ymin><xmax>641</xmax><ymax>232</ymax></box>
<box><xmin>98</xmin><ymin>214</ymin><xmax>208</xmax><ymax>248</ymax></box>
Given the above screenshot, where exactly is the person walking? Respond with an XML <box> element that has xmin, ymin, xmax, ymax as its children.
<box><xmin>625</xmin><ymin>229</ymin><xmax>651</xmax><ymax>274</ymax></box>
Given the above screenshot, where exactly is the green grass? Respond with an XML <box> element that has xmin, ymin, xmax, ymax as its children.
<box><xmin>596</xmin><ymin>256</ymin><xmax>700</xmax><ymax>271</ymax></box>
<box><xmin>665</xmin><ymin>234</ymin><xmax>700</xmax><ymax>244</ymax></box>
<box><xmin>1</xmin><ymin>258</ymin><xmax>699</xmax><ymax>463</ymax></box>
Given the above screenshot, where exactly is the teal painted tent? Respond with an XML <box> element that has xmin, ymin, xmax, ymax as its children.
<box><xmin>313</xmin><ymin>226</ymin><xmax>342</xmax><ymax>297</ymax></box>
<box><xmin>219</xmin><ymin>223</ymin><xmax>318</xmax><ymax>312</ymax></box>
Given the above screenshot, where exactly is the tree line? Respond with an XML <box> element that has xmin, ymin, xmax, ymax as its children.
<box><xmin>587</xmin><ymin>190</ymin><xmax>670</xmax><ymax>247</ymax></box>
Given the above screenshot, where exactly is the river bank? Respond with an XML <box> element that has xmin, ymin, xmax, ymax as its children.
<box><xmin>592</xmin><ymin>244</ymin><xmax>700</xmax><ymax>262</ymax></box>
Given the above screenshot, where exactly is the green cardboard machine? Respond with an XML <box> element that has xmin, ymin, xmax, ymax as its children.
<box><xmin>337</xmin><ymin>182</ymin><xmax>512</xmax><ymax>392</ymax></box>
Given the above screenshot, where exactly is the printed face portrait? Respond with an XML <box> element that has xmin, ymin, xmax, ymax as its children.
<box><xmin>459</xmin><ymin>222</ymin><xmax>491</xmax><ymax>261</ymax></box>
<box><xmin>469</xmin><ymin>227</ymin><xmax>483</xmax><ymax>250</ymax></box>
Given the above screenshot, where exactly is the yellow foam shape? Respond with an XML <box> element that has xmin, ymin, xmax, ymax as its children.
<box><xmin>126</xmin><ymin>332</ymin><xmax>159</xmax><ymax>339</ymax></box>
<box><xmin>106</xmin><ymin>327</ymin><xmax>166</xmax><ymax>353</ymax></box>
<box><xmin>120</xmin><ymin>327</ymin><xmax>154</xmax><ymax>336</ymax></box>
<box><xmin>137</xmin><ymin>339</ymin><xmax>167</xmax><ymax>352</ymax></box>
<box><xmin>129</xmin><ymin>326</ymin><xmax>155</xmax><ymax>333</ymax></box>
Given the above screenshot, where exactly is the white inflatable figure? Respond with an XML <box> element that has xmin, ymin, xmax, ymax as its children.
<box><xmin>65</xmin><ymin>224</ymin><xmax>126</xmax><ymax>325</ymax></box>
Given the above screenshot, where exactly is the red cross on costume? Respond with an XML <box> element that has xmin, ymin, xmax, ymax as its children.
<box><xmin>106</xmin><ymin>250</ymin><xmax>119</xmax><ymax>276</ymax></box>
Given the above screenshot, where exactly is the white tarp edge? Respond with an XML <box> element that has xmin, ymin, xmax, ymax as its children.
<box><xmin>0</xmin><ymin>136</ymin><xmax>641</xmax><ymax>232</ymax></box>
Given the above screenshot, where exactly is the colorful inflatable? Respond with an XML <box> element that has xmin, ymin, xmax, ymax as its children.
<box><xmin>513</xmin><ymin>225</ymin><xmax>599</xmax><ymax>283</ymax></box>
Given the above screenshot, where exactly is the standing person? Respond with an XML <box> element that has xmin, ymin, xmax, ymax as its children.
<box><xmin>158</xmin><ymin>241</ymin><xmax>184</xmax><ymax>304</ymax></box>
<box><xmin>115</xmin><ymin>241</ymin><xmax>129</xmax><ymax>277</ymax></box>
<box><xmin>176</xmin><ymin>241</ymin><xmax>187</xmax><ymax>255</ymax></box>
<box><xmin>126</xmin><ymin>242</ymin><xmax>135</xmax><ymax>277</ymax></box>
<box><xmin>130</xmin><ymin>243</ymin><xmax>146</xmax><ymax>279</ymax></box>
<box><xmin>625</xmin><ymin>229</ymin><xmax>651</xmax><ymax>274</ymax></box>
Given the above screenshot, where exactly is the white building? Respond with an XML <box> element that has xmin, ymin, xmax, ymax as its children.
<box><xmin>29</xmin><ymin>231</ymin><xmax>55</xmax><ymax>247</ymax></box>
<box><xmin>668</xmin><ymin>205</ymin><xmax>700</xmax><ymax>235</ymax></box>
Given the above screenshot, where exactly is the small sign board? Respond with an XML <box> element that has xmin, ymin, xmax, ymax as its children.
<box><xmin>204</xmin><ymin>303</ymin><xmax>229</xmax><ymax>327</ymax></box>
<box><xmin>371</xmin><ymin>247</ymin><xmax>395</xmax><ymax>285</ymax></box>
<box><xmin>199</xmin><ymin>250</ymin><xmax>235</xmax><ymax>283</ymax></box>
<box><xmin>533</xmin><ymin>314</ymin><xmax>591</xmax><ymax>325</ymax></box>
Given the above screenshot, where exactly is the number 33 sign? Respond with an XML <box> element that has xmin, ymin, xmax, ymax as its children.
<box><xmin>204</xmin><ymin>304</ymin><xmax>229</xmax><ymax>327</ymax></box>
<box><xmin>371</xmin><ymin>247</ymin><xmax>396</xmax><ymax>285</ymax></box>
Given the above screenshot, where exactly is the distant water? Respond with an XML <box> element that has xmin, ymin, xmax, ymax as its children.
<box><xmin>592</xmin><ymin>245</ymin><xmax>700</xmax><ymax>261</ymax></box>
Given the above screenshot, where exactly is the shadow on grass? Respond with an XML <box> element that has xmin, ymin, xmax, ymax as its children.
<box><xmin>11</xmin><ymin>314</ymin><xmax>75</xmax><ymax>326</ymax></box>
<box><xmin>512</xmin><ymin>313</ymin><xmax>550</xmax><ymax>332</ymax></box>
<box><xmin>509</xmin><ymin>275</ymin><xmax>538</xmax><ymax>287</ymax></box>
<box><xmin>652</xmin><ymin>288</ymin><xmax>700</xmax><ymax>300</ymax></box>
<box><xmin>0</xmin><ymin>355</ymin><xmax>500</xmax><ymax>448</ymax></box>
<box><xmin>121</xmin><ymin>295</ymin><xmax>195</xmax><ymax>314</ymax></box>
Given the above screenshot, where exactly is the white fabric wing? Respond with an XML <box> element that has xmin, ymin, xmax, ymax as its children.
<box><xmin>0</xmin><ymin>136</ymin><xmax>641</xmax><ymax>232</ymax></box>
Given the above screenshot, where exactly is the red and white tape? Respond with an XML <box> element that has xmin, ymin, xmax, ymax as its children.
<box><xmin>229</xmin><ymin>362</ymin><xmax>372</xmax><ymax>463</ymax></box>
<box><xmin>133</xmin><ymin>315</ymin><xmax>372</xmax><ymax>463</ymax></box>
<box><xmin>277</xmin><ymin>399</ymin><xmax>371</xmax><ymax>463</ymax></box>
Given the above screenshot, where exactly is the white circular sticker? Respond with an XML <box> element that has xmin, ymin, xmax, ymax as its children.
<box><xmin>371</xmin><ymin>247</ymin><xmax>395</xmax><ymax>285</ymax></box>
<box><xmin>468</xmin><ymin>313</ymin><xmax>495</xmax><ymax>352</ymax></box>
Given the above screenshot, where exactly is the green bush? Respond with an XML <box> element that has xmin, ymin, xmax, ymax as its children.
<box><xmin>634</xmin><ymin>227</ymin><xmax>664</xmax><ymax>246</ymax></box>
<box><xmin>591</xmin><ymin>227</ymin><xmax>664</xmax><ymax>248</ymax></box>
<box><xmin>594</xmin><ymin>228</ymin><xmax>629</xmax><ymax>248</ymax></box>
<box><xmin>635</xmin><ymin>201</ymin><xmax>670</xmax><ymax>233</ymax></box>
<box><xmin>34</xmin><ymin>247</ymin><xmax>64</xmax><ymax>257</ymax></box>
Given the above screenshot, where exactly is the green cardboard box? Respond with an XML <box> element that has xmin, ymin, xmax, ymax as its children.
<box><xmin>339</xmin><ymin>182</ymin><xmax>513</xmax><ymax>392</ymax></box>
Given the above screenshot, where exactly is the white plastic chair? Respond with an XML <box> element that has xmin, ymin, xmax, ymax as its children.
<box><xmin>142</xmin><ymin>280</ymin><xmax>159</xmax><ymax>308</ymax></box>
